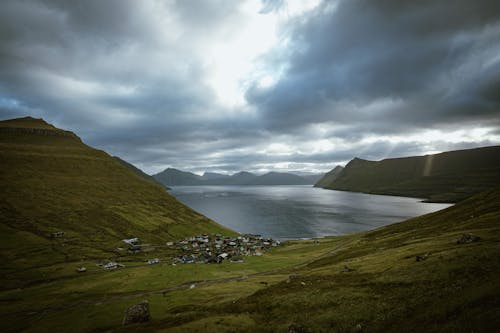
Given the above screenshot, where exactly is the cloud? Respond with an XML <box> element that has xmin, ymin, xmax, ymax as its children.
<box><xmin>1</xmin><ymin>0</ymin><xmax>499</xmax><ymax>174</ymax></box>
<box><xmin>247</xmin><ymin>0</ymin><xmax>500</xmax><ymax>133</ymax></box>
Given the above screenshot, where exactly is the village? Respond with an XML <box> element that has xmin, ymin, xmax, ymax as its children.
<box><xmin>87</xmin><ymin>234</ymin><xmax>281</xmax><ymax>272</ymax></box>
<box><xmin>167</xmin><ymin>233</ymin><xmax>281</xmax><ymax>264</ymax></box>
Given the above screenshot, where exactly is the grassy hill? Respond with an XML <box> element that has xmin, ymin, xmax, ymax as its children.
<box><xmin>315</xmin><ymin>146</ymin><xmax>500</xmax><ymax>202</ymax></box>
<box><xmin>2</xmin><ymin>185</ymin><xmax>498</xmax><ymax>332</ymax></box>
<box><xmin>0</xmin><ymin>117</ymin><xmax>233</xmax><ymax>288</ymax></box>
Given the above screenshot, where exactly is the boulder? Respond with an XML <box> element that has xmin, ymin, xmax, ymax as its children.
<box><xmin>122</xmin><ymin>300</ymin><xmax>150</xmax><ymax>325</ymax></box>
<box><xmin>456</xmin><ymin>233</ymin><xmax>481</xmax><ymax>244</ymax></box>
<box><xmin>416</xmin><ymin>253</ymin><xmax>430</xmax><ymax>262</ymax></box>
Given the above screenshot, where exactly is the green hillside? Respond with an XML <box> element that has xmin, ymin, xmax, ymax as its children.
<box><xmin>315</xmin><ymin>146</ymin><xmax>500</xmax><ymax>202</ymax></box>
<box><xmin>2</xmin><ymin>185</ymin><xmax>498</xmax><ymax>332</ymax></box>
<box><xmin>0</xmin><ymin>117</ymin><xmax>233</xmax><ymax>287</ymax></box>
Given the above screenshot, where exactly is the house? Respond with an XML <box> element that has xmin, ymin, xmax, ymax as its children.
<box><xmin>122</xmin><ymin>237</ymin><xmax>140</xmax><ymax>245</ymax></box>
<box><xmin>147</xmin><ymin>258</ymin><xmax>160</xmax><ymax>265</ymax></box>
<box><xmin>103</xmin><ymin>261</ymin><xmax>119</xmax><ymax>270</ymax></box>
<box><xmin>128</xmin><ymin>245</ymin><xmax>141</xmax><ymax>254</ymax></box>
<box><xmin>218</xmin><ymin>253</ymin><xmax>229</xmax><ymax>260</ymax></box>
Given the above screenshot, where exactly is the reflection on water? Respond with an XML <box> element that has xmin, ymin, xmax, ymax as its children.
<box><xmin>170</xmin><ymin>185</ymin><xmax>452</xmax><ymax>240</ymax></box>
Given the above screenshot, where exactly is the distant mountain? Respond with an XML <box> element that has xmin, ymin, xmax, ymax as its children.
<box><xmin>153</xmin><ymin>168</ymin><xmax>202</xmax><ymax>185</ymax></box>
<box><xmin>153</xmin><ymin>168</ymin><xmax>316</xmax><ymax>186</ymax></box>
<box><xmin>223</xmin><ymin>171</ymin><xmax>257</xmax><ymax>185</ymax></box>
<box><xmin>0</xmin><ymin>117</ymin><xmax>232</xmax><ymax>281</ymax></box>
<box><xmin>315</xmin><ymin>146</ymin><xmax>500</xmax><ymax>202</ymax></box>
<box><xmin>201</xmin><ymin>172</ymin><xmax>230</xmax><ymax>180</ymax></box>
<box><xmin>113</xmin><ymin>156</ymin><xmax>169</xmax><ymax>188</ymax></box>
<box><xmin>247</xmin><ymin>172</ymin><xmax>310</xmax><ymax>185</ymax></box>
<box><xmin>314</xmin><ymin>166</ymin><xmax>344</xmax><ymax>188</ymax></box>
<box><xmin>301</xmin><ymin>174</ymin><xmax>325</xmax><ymax>184</ymax></box>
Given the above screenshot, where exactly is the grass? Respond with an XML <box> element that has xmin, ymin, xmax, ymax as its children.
<box><xmin>1</xmin><ymin>188</ymin><xmax>499</xmax><ymax>332</ymax></box>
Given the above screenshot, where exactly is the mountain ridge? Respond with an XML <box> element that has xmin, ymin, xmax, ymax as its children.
<box><xmin>315</xmin><ymin>145</ymin><xmax>500</xmax><ymax>202</ymax></box>
<box><xmin>153</xmin><ymin>168</ymin><xmax>322</xmax><ymax>186</ymax></box>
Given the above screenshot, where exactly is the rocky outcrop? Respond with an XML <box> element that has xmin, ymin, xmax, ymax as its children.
<box><xmin>123</xmin><ymin>300</ymin><xmax>150</xmax><ymax>325</ymax></box>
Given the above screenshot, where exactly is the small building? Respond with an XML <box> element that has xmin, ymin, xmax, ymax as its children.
<box><xmin>103</xmin><ymin>261</ymin><xmax>119</xmax><ymax>270</ymax></box>
<box><xmin>147</xmin><ymin>258</ymin><xmax>160</xmax><ymax>265</ymax></box>
<box><xmin>122</xmin><ymin>237</ymin><xmax>140</xmax><ymax>245</ymax></box>
<box><xmin>218</xmin><ymin>253</ymin><xmax>229</xmax><ymax>260</ymax></box>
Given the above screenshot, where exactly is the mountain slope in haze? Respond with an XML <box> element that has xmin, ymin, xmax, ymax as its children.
<box><xmin>153</xmin><ymin>168</ymin><xmax>202</xmax><ymax>185</ymax></box>
<box><xmin>153</xmin><ymin>169</ymin><xmax>316</xmax><ymax>186</ymax></box>
<box><xmin>315</xmin><ymin>146</ymin><xmax>500</xmax><ymax>202</ymax></box>
<box><xmin>201</xmin><ymin>172</ymin><xmax>230</xmax><ymax>180</ymax></box>
<box><xmin>0</xmin><ymin>117</ymin><xmax>232</xmax><ymax>283</ymax></box>
<box><xmin>246</xmin><ymin>172</ymin><xmax>310</xmax><ymax>185</ymax></box>
<box><xmin>314</xmin><ymin>165</ymin><xmax>344</xmax><ymax>188</ymax></box>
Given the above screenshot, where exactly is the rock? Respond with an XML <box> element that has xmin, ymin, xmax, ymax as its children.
<box><xmin>456</xmin><ymin>233</ymin><xmax>481</xmax><ymax>244</ymax></box>
<box><xmin>122</xmin><ymin>300</ymin><xmax>150</xmax><ymax>326</ymax></box>
<box><xmin>342</xmin><ymin>265</ymin><xmax>354</xmax><ymax>272</ymax></box>
<box><xmin>416</xmin><ymin>253</ymin><xmax>430</xmax><ymax>262</ymax></box>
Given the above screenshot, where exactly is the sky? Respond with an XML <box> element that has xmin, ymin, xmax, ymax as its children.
<box><xmin>1</xmin><ymin>0</ymin><xmax>500</xmax><ymax>175</ymax></box>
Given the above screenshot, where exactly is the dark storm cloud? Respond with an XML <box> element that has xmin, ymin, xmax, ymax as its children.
<box><xmin>1</xmin><ymin>0</ymin><xmax>499</xmax><ymax>174</ymax></box>
<box><xmin>0</xmin><ymin>0</ymin><xmax>255</xmax><ymax>161</ymax></box>
<box><xmin>247</xmin><ymin>0</ymin><xmax>500</xmax><ymax>133</ymax></box>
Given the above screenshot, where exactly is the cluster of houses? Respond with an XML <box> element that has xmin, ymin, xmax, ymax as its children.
<box><xmin>167</xmin><ymin>234</ymin><xmax>281</xmax><ymax>264</ymax></box>
<box><xmin>88</xmin><ymin>234</ymin><xmax>281</xmax><ymax>272</ymax></box>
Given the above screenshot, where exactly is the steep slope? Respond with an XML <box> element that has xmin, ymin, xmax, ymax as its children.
<box><xmin>0</xmin><ymin>117</ymin><xmax>232</xmax><ymax>277</ymax></box>
<box><xmin>314</xmin><ymin>165</ymin><xmax>344</xmax><ymax>188</ymax></box>
<box><xmin>153</xmin><ymin>167</ymin><xmax>202</xmax><ymax>185</ymax></box>
<box><xmin>316</xmin><ymin>146</ymin><xmax>500</xmax><ymax>202</ymax></box>
<box><xmin>113</xmin><ymin>155</ymin><xmax>168</xmax><ymax>189</ymax></box>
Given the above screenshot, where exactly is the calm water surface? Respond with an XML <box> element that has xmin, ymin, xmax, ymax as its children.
<box><xmin>170</xmin><ymin>185</ymin><xmax>452</xmax><ymax>240</ymax></box>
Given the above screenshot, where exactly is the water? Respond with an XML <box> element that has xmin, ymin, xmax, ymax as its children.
<box><xmin>170</xmin><ymin>185</ymin><xmax>452</xmax><ymax>240</ymax></box>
